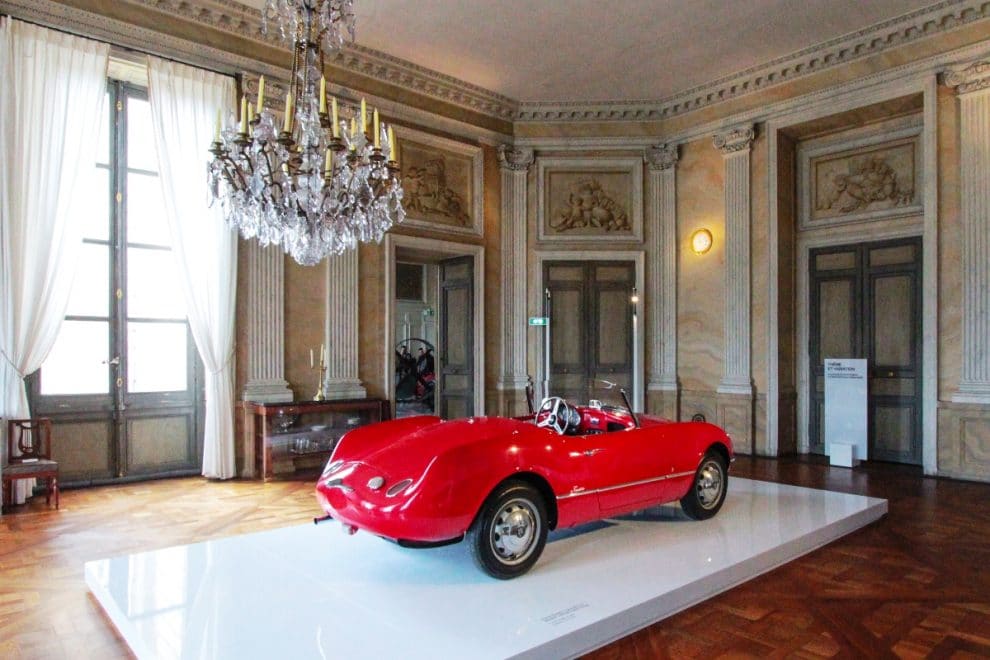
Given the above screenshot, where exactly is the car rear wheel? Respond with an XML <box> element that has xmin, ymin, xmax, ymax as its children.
<box><xmin>468</xmin><ymin>480</ymin><xmax>548</xmax><ymax>579</ymax></box>
<box><xmin>680</xmin><ymin>450</ymin><xmax>728</xmax><ymax>520</ymax></box>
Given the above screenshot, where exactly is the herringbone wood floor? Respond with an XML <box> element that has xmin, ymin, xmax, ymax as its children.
<box><xmin>1</xmin><ymin>457</ymin><xmax>987</xmax><ymax>659</ymax></box>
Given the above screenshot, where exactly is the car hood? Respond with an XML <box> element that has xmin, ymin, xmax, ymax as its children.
<box><xmin>332</xmin><ymin>415</ymin><xmax>536</xmax><ymax>476</ymax></box>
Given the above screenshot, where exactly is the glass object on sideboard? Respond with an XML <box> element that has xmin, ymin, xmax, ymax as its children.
<box><xmin>238</xmin><ymin>399</ymin><xmax>389</xmax><ymax>480</ymax></box>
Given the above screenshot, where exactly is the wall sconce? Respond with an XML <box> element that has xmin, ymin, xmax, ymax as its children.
<box><xmin>691</xmin><ymin>228</ymin><xmax>713</xmax><ymax>255</ymax></box>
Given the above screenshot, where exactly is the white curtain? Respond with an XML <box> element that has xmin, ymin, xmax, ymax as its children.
<box><xmin>147</xmin><ymin>57</ymin><xmax>238</xmax><ymax>479</ymax></box>
<box><xmin>0</xmin><ymin>19</ymin><xmax>109</xmax><ymax>503</ymax></box>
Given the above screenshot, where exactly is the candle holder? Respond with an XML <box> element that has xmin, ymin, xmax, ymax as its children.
<box><xmin>313</xmin><ymin>361</ymin><xmax>326</xmax><ymax>401</ymax></box>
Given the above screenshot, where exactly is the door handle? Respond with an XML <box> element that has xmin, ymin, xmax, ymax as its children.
<box><xmin>103</xmin><ymin>356</ymin><xmax>120</xmax><ymax>366</ymax></box>
<box><xmin>583</xmin><ymin>448</ymin><xmax>603</xmax><ymax>457</ymax></box>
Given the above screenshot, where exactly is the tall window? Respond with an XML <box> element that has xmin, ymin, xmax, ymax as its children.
<box><xmin>32</xmin><ymin>80</ymin><xmax>203</xmax><ymax>483</ymax></box>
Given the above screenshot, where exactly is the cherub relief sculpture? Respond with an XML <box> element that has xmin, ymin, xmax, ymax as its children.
<box><xmin>551</xmin><ymin>178</ymin><xmax>630</xmax><ymax>232</ymax></box>
<box><xmin>402</xmin><ymin>157</ymin><xmax>469</xmax><ymax>225</ymax></box>
<box><xmin>817</xmin><ymin>155</ymin><xmax>914</xmax><ymax>214</ymax></box>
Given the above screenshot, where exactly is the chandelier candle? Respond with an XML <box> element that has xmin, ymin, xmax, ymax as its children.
<box><xmin>207</xmin><ymin>0</ymin><xmax>405</xmax><ymax>265</ymax></box>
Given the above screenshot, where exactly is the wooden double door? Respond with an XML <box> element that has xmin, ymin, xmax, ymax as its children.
<box><xmin>544</xmin><ymin>261</ymin><xmax>635</xmax><ymax>405</ymax></box>
<box><xmin>808</xmin><ymin>237</ymin><xmax>922</xmax><ymax>464</ymax></box>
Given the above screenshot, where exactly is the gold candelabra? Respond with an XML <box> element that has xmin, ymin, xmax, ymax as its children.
<box><xmin>311</xmin><ymin>344</ymin><xmax>327</xmax><ymax>401</ymax></box>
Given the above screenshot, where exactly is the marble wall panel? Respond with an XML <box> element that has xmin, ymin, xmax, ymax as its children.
<box><xmin>356</xmin><ymin>243</ymin><xmax>386</xmax><ymax>401</ymax></box>
<box><xmin>680</xmin><ymin>389</ymin><xmax>717</xmax><ymax>425</ymax></box>
<box><xmin>938</xmin><ymin>404</ymin><xmax>990</xmax><ymax>482</ymax></box>
<box><xmin>676</xmin><ymin>137</ymin><xmax>725</xmax><ymax>393</ymax></box>
<box><xmin>937</xmin><ymin>85</ymin><xmax>962</xmax><ymax>398</ymax></box>
<box><xmin>284</xmin><ymin>257</ymin><xmax>328</xmax><ymax>401</ymax></box>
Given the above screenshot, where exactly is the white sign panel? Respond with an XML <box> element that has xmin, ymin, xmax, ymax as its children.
<box><xmin>824</xmin><ymin>359</ymin><xmax>868</xmax><ymax>465</ymax></box>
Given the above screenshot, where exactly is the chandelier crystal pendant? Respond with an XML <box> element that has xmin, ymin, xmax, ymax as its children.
<box><xmin>208</xmin><ymin>0</ymin><xmax>404</xmax><ymax>266</ymax></box>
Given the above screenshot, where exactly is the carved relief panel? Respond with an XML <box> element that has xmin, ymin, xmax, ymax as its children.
<box><xmin>394</xmin><ymin>126</ymin><xmax>484</xmax><ymax>237</ymax></box>
<box><xmin>536</xmin><ymin>157</ymin><xmax>643</xmax><ymax>243</ymax></box>
<box><xmin>798</xmin><ymin>124</ymin><xmax>922</xmax><ymax>230</ymax></box>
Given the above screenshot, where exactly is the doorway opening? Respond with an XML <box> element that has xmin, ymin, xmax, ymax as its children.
<box><xmin>808</xmin><ymin>237</ymin><xmax>922</xmax><ymax>464</ymax></box>
<box><xmin>384</xmin><ymin>236</ymin><xmax>484</xmax><ymax>420</ymax></box>
<box><xmin>542</xmin><ymin>260</ymin><xmax>637</xmax><ymax>408</ymax></box>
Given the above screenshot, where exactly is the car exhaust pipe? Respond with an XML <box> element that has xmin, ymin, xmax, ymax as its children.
<box><xmin>342</xmin><ymin>523</ymin><xmax>358</xmax><ymax>536</ymax></box>
<box><xmin>313</xmin><ymin>514</ymin><xmax>333</xmax><ymax>525</ymax></box>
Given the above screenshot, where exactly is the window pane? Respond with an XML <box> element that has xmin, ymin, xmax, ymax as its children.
<box><xmin>127</xmin><ymin>322</ymin><xmax>187</xmax><ymax>392</ymax></box>
<box><xmin>127</xmin><ymin>97</ymin><xmax>158</xmax><ymax>172</ymax></box>
<box><xmin>96</xmin><ymin>91</ymin><xmax>110</xmax><ymax>166</ymax></box>
<box><xmin>127</xmin><ymin>172</ymin><xmax>170</xmax><ymax>246</ymax></box>
<box><xmin>80</xmin><ymin>166</ymin><xmax>110</xmax><ymax>241</ymax></box>
<box><xmin>65</xmin><ymin>243</ymin><xmax>110</xmax><ymax>317</ymax></box>
<box><xmin>127</xmin><ymin>247</ymin><xmax>186</xmax><ymax>319</ymax></box>
<box><xmin>40</xmin><ymin>320</ymin><xmax>109</xmax><ymax>395</ymax></box>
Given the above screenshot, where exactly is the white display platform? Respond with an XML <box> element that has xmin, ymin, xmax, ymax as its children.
<box><xmin>86</xmin><ymin>478</ymin><xmax>886</xmax><ymax>660</ymax></box>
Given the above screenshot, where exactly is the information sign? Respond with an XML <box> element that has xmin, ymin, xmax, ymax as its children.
<box><xmin>824</xmin><ymin>358</ymin><xmax>867</xmax><ymax>466</ymax></box>
<box><xmin>529</xmin><ymin>316</ymin><xmax>549</xmax><ymax>326</ymax></box>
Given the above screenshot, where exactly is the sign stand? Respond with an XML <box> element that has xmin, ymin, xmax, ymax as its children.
<box><xmin>824</xmin><ymin>358</ymin><xmax>867</xmax><ymax>467</ymax></box>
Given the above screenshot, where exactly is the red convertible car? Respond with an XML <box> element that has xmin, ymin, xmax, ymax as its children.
<box><xmin>315</xmin><ymin>394</ymin><xmax>733</xmax><ymax>579</ymax></box>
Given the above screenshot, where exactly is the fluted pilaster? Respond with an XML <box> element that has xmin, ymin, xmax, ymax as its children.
<box><xmin>715</xmin><ymin>125</ymin><xmax>755</xmax><ymax>395</ymax></box>
<box><xmin>645</xmin><ymin>144</ymin><xmax>679</xmax><ymax>410</ymax></box>
<box><xmin>324</xmin><ymin>248</ymin><xmax>366</xmax><ymax>399</ymax></box>
<box><xmin>497</xmin><ymin>145</ymin><xmax>534</xmax><ymax>408</ymax></box>
<box><xmin>945</xmin><ymin>61</ymin><xmax>990</xmax><ymax>403</ymax></box>
<box><xmin>242</xmin><ymin>241</ymin><xmax>293</xmax><ymax>403</ymax></box>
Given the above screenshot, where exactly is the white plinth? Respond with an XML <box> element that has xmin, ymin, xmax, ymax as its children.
<box><xmin>85</xmin><ymin>479</ymin><xmax>885</xmax><ymax>660</ymax></box>
<box><xmin>829</xmin><ymin>442</ymin><xmax>860</xmax><ymax>468</ymax></box>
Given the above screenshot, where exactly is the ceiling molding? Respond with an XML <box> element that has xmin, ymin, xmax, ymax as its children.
<box><xmin>2</xmin><ymin>0</ymin><xmax>987</xmax><ymax>128</ymax></box>
<box><xmin>515</xmin><ymin>0</ymin><xmax>990</xmax><ymax>123</ymax></box>
<box><xmin>127</xmin><ymin>0</ymin><xmax>518</xmax><ymax>120</ymax></box>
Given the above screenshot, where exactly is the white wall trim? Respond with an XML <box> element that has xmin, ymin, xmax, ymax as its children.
<box><xmin>383</xmin><ymin>235</ymin><xmax>485</xmax><ymax>418</ymax></box>
<box><xmin>532</xmin><ymin>250</ymin><xmax>645</xmax><ymax>412</ymax></box>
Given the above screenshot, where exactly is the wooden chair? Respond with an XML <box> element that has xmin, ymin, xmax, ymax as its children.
<box><xmin>2</xmin><ymin>418</ymin><xmax>59</xmax><ymax>512</ymax></box>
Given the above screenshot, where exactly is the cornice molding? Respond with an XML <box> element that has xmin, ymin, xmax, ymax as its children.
<box><xmin>497</xmin><ymin>145</ymin><xmax>534</xmax><ymax>172</ymax></box>
<box><xmin>128</xmin><ymin>0</ymin><xmax>518</xmax><ymax>120</ymax></box>
<box><xmin>3</xmin><ymin>0</ymin><xmax>988</xmax><ymax>126</ymax></box>
<box><xmin>942</xmin><ymin>58</ymin><xmax>990</xmax><ymax>93</ymax></box>
<box><xmin>515</xmin><ymin>0</ymin><xmax>990</xmax><ymax>123</ymax></box>
<box><xmin>645</xmin><ymin>144</ymin><xmax>679</xmax><ymax>170</ymax></box>
<box><xmin>714</xmin><ymin>125</ymin><xmax>756</xmax><ymax>155</ymax></box>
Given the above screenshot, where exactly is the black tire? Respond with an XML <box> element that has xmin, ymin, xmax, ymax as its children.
<box><xmin>467</xmin><ymin>480</ymin><xmax>548</xmax><ymax>579</ymax></box>
<box><xmin>680</xmin><ymin>450</ymin><xmax>728</xmax><ymax>520</ymax></box>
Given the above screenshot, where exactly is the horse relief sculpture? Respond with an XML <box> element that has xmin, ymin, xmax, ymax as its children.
<box><xmin>817</xmin><ymin>155</ymin><xmax>914</xmax><ymax>214</ymax></box>
<box><xmin>403</xmin><ymin>158</ymin><xmax>470</xmax><ymax>225</ymax></box>
<box><xmin>551</xmin><ymin>178</ymin><xmax>630</xmax><ymax>232</ymax></box>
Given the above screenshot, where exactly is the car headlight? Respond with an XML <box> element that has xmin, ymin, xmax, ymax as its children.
<box><xmin>385</xmin><ymin>478</ymin><xmax>414</xmax><ymax>498</ymax></box>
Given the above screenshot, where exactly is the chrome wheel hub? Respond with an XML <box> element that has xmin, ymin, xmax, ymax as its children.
<box><xmin>697</xmin><ymin>460</ymin><xmax>724</xmax><ymax>509</ymax></box>
<box><xmin>490</xmin><ymin>498</ymin><xmax>539</xmax><ymax>565</ymax></box>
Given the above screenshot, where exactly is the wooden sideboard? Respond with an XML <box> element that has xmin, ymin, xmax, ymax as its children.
<box><xmin>238</xmin><ymin>398</ymin><xmax>390</xmax><ymax>480</ymax></box>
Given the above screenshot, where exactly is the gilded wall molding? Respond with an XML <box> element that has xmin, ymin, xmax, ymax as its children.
<box><xmin>516</xmin><ymin>0</ymin><xmax>990</xmax><ymax>123</ymax></box>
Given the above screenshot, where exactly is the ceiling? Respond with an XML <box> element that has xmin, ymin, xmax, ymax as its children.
<box><xmin>240</xmin><ymin>0</ymin><xmax>939</xmax><ymax>104</ymax></box>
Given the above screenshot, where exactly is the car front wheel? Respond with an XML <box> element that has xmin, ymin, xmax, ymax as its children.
<box><xmin>680</xmin><ymin>450</ymin><xmax>728</xmax><ymax>520</ymax></box>
<box><xmin>468</xmin><ymin>480</ymin><xmax>548</xmax><ymax>579</ymax></box>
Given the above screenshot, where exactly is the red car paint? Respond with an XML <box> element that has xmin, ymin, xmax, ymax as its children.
<box><xmin>315</xmin><ymin>406</ymin><xmax>733</xmax><ymax>545</ymax></box>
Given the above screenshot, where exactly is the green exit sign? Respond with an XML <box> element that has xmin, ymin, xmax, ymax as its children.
<box><xmin>528</xmin><ymin>316</ymin><xmax>549</xmax><ymax>326</ymax></box>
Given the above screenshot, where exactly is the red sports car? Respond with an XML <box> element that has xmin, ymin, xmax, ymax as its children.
<box><xmin>315</xmin><ymin>394</ymin><xmax>733</xmax><ymax>578</ymax></box>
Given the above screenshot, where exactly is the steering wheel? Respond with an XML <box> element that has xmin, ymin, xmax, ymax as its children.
<box><xmin>536</xmin><ymin>396</ymin><xmax>568</xmax><ymax>435</ymax></box>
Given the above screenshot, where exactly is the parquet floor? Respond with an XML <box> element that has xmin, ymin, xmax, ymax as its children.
<box><xmin>0</xmin><ymin>457</ymin><xmax>988</xmax><ymax>659</ymax></box>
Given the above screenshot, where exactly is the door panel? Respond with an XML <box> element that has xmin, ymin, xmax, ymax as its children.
<box><xmin>438</xmin><ymin>256</ymin><xmax>474</xmax><ymax>419</ymax></box>
<box><xmin>546</xmin><ymin>261</ymin><xmax>634</xmax><ymax>406</ymax></box>
<box><xmin>808</xmin><ymin>237</ymin><xmax>921</xmax><ymax>464</ymax></box>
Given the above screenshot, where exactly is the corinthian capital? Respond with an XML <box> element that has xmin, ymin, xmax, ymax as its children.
<box><xmin>942</xmin><ymin>60</ymin><xmax>990</xmax><ymax>95</ymax></box>
<box><xmin>713</xmin><ymin>124</ymin><xmax>755</xmax><ymax>155</ymax></box>
<box><xmin>645</xmin><ymin>143</ymin><xmax>678</xmax><ymax>171</ymax></box>
<box><xmin>497</xmin><ymin>145</ymin><xmax>534</xmax><ymax>171</ymax></box>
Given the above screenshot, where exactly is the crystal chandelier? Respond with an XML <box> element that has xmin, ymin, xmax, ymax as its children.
<box><xmin>208</xmin><ymin>0</ymin><xmax>405</xmax><ymax>266</ymax></box>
